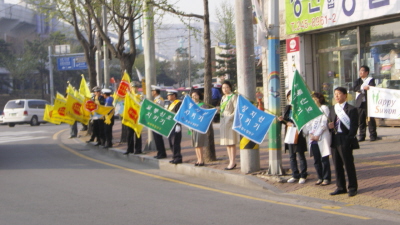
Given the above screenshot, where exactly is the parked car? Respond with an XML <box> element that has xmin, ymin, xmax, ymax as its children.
<box><xmin>2</xmin><ymin>99</ymin><xmax>49</xmax><ymax>127</ymax></box>
<box><xmin>0</xmin><ymin>110</ymin><xmax>4</xmax><ymax>124</ymax></box>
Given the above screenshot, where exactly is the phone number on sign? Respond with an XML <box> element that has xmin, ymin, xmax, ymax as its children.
<box><xmin>289</xmin><ymin>14</ymin><xmax>337</xmax><ymax>32</ymax></box>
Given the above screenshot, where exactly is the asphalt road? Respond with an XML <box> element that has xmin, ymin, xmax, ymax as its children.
<box><xmin>0</xmin><ymin>124</ymin><xmax>399</xmax><ymax>225</ymax></box>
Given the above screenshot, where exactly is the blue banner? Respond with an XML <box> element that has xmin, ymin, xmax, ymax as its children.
<box><xmin>233</xmin><ymin>95</ymin><xmax>275</xmax><ymax>144</ymax></box>
<box><xmin>174</xmin><ymin>96</ymin><xmax>217</xmax><ymax>134</ymax></box>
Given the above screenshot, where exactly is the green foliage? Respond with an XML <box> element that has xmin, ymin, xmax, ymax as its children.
<box><xmin>214</xmin><ymin>44</ymin><xmax>237</xmax><ymax>86</ymax></box>
<box><xmin>212</xmin><ymin>0</ymin><xmax>235</xmax><ymax>45</ymax></box>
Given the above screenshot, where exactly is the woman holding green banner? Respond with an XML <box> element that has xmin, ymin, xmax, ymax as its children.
<box><xmin>304</xmin><ymin>92</ymin><xmax>331</xmax><ymax>186</ymax></box>
<box><xmin>219</xmin><ymin>81</ymin><xmax>238</xmax><ymax>170</ymax></box>
<box><xmin>278</xmin><ymin>90</ymin><xmax>308</xmax><ymax>184</ymax></box>
<box><xmin>190</xmin><ymin>90</ymin><xmax>208</xmax><ymax>166</ymax></box>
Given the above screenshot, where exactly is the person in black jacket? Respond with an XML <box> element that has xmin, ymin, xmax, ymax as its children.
<box><xmin>328</xmin><ymin>87</ymin><xmax>359</xmax><ymax>197</ymax></box>
<box><xmin>166</xmin><ymin>89</ymin><xmax>183</xmax><ymax>164</ymax></box>
<box><xmin>277</xmin><ymin>90</ymin><xmax>308</xmax><ymax>184</ymax></box>
<box><xmin>353</xmin><ymin>65</ymin><xmax>377</xmax><ymax>142</ymax></box>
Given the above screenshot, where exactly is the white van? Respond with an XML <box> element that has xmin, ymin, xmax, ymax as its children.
<box><xmin>3</xmin><ymin>99</ymin><xmax>49</xmax><ymax>127</ymax></box>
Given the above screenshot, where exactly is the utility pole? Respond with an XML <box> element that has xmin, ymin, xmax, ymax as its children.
<box><xmin>48</xmin><ymin>46</ymin><xmax>54</xmax><ymax>104</ymax></box>
<box><xmin>103</xmin><ymin>5</ymin><xmax>110</xmax><ymax>89</ymax></box>
<box><xmin>267</xmin><ymin>0</ymin><xmax>283</xmax><ymax>175</ymax></box>
<box><xmin>235</xmin><ymin>0</ymin><xmax>259</xmax><ymax>173</ymax></box>
<box><xmin>143</xmin><ymin>0</ymin><xmax>157</xmax><ymax>150</ymax></box>
<box><xmin>188</xmin><ymin>19</ymin><xmax>192</xmax><ymax>88</ymax></box>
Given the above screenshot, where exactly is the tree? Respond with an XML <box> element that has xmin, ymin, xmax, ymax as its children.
<box><xmin>84</xmin><ymin>0</ymin><xmax>141</xmax><ymax>78</ymax></box>
<box><xmin>28</xmin><ymin>0</ymin><xmax>100</xmax><ymax>89</ymax></box>
<box><xmin>214</xmin><ymin>44</ymin><xmax>237</xmax><ymax>86</ymax></box>
<box><xmin>151</xmin><ymin>0</ymin><xmax>216</xmax><ymax>161</ymax></box>
<box><xmin>212</xmin><ymin>0</ymin><xmax>235</xmax><ymax>45</ymax></box>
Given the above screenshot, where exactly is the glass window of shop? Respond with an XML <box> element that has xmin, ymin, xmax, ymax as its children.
<box><xmin>316</xmin><ymin>28</ymin><xmax>358</xmax><ymax>106</ymax></box>
<box><xmin>363</xmin><ymin>21</ymin><xmax>400</xmax><ymax>90</ymax></box>
<box><xmin>316</xmin><ymin>21</ymin><xmax>400</xmax><ymax>106</ymax></box>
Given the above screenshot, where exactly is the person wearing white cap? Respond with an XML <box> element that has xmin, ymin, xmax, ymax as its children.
<box><xmin>124</xmin><ymin>82</ymin><xmax>143</xmax><ymax>155</ymax></box>
<box><xmin>102</xmin><ymin>88</ymin><xmax>114</xmax><ymax>148</ymax></box>
<box><xmin>151</xmin><ymin>85</ymin><xmax>167</xmax><ymax>159</ymax></box>
<box><xmin>166</xmin><ymin>89</ymin><xmax>183</xmax><ymax>164</ymax></box>
<box><xmin>88</xmin><ymin>86</ymin><xmax>105</xmax><ymax>146</ymax></box>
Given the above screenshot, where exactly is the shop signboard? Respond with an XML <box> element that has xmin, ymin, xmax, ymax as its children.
<box><xmin>286</xmin><ymin>0</ymin><xmax>400</xmax><ymax>35</ymax></box>
<box><xmin>286</xmin><ymin>37</ymin><xmax>300</xmax><ymax>89</ymax></box>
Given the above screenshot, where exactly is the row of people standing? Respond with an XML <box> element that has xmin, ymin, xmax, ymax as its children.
<box><xmin>86</xmin><ymin>87</ymin><xmax>114</xmax><ymax>149</ymax></box>
<box><xmin>279</xmin><ymin>87</ymin><xmax>359</xmax><ymax>197</ymax></box>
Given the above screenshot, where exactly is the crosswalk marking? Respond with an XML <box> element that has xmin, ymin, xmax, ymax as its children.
<box><xmin>0</xmin><ymin>130</ymin><xmax>49</xmax><ymax>144</ymax></box>
<box><xmin>0</xmin><ymin>136</ymin><xmax>48</xmax><ymax>144</ymax></box>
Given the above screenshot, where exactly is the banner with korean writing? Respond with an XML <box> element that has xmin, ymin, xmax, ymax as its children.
<box><xmin>291</xmin><ymin>70</ymin><xmax>322</xmax><ymax>131</ymax></box>
<box><xmin>139</xmin><ymin>99</ymin><xmax>177</xmax><ymax>137</ymax></box>
<box><xmin>232</xmin><ymin>95</ymin><xmax>275</xmax><ymax>144</ymax></box>
<box><xmin>367</xmin><ymin>87</ymin><xmax>400</xmax><ymax>119</ymax></box>
<box><xmin>174</xmin><ymin>96</ymin><xmax>217</xmax><ymax>134</ymax></box>
<box><xmin>286</xmin><ymin>1</ymin><xmax>400</xmax><ymax>35</ymax></box>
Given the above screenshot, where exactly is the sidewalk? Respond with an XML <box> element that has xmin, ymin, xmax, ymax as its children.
<box><xmin>79</xmin><ymin>120</ymin><xmax>400</xmax><ymax>212</ymax></box>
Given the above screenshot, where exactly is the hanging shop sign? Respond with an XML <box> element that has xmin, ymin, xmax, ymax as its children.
<box><xmin>286</xmin><ymin>0</ymin><xmax>400</xmax><ymax>35</ymax></box>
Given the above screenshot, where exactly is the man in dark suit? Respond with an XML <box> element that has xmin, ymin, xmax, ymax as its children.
<box><xmin>328</xmin><ymin>87</ymin><xmax>359</xmax><ymax>197</ymax></box>
<box><xmin>353</xmin><ymin>65</ymin><xmax>377</xmax><ymax>142</ymax></box>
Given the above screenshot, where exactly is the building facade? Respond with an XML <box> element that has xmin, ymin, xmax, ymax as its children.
<box><xmin>284</xmin><ymin>0</ymin><xmax>400</xmax><ymax>125</ymax></box>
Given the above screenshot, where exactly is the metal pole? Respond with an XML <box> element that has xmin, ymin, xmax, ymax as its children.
<box><xmin>48</xmin><ymin>46</ymin><xmax>54</xmax><ymax>104</ymax></box>
<box><xmin>188</xmin><ymin>20</ymin><xmax>192</xmax><ymax>87</ymax></box>
<box><xmin>103</xmin><ymin>5</ymin><xmax>110</xmax><ymax>89</ymax></box>
<box><xmin>143</xmin><ymin>0</ymin><xmax>157</xmax><ymax>150</ymax></box>
<box><xmin>267</xmin><ymin>0</ymin><xmax>283</xmax><ymax>175</ymax></box>
<box><xmin>235</xmin><ymin>0</ymin><xmax>259</xmax><ymax>173</ymax></box>
<box><xmin>95</xmin><ymin>50</ymin><xmax>102</xmax><ymax>87</ymax></box>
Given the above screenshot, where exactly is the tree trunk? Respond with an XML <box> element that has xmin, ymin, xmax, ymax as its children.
<box><xmin>203</xmin><ymin>0</ymin><xmax>216</xmax><ymax>161</ymax></box>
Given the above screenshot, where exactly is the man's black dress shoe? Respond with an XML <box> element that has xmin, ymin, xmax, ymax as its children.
<box><xmin>358</xmin><ymin>138</ymin><xmax>365</xmax><ymax>142</ymax></box>
<box><xmin>86</xmin><ymin>139</ymin><xmax>94</xmax><ymax>143</ymax></box>
<box><xmin>169</xmin><ymin>159</ymin><xmax>182</xmax><ymax>164</ymax></box>
<box><xmin>348</xmin><ymin>190</ymin><xmax>357</xmax><ymax>197</ymax></box>
<box><xmin>370</xmin><ymin>136</ymin><xmax>377</xmax><ymax>142</ymax></box>
<box><xmin>330</xmin><ymin>189</ymin><xmax>347</xmax><ymax>195</ymax></box>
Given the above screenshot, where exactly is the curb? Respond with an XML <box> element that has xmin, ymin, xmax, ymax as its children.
<box><xmin>80</xmin><ymin>139</ymin><xmax>283</xmax><ymax>194</ymax></box>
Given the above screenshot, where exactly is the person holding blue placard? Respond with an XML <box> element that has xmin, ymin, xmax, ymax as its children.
<box><xmin>219</xmin><ymin>81</ymin><xmax>238</xmax><ymax>170</ymax></box>
<box><xmin>190</xmin><ymin>90</ymin><xmax>208</xmax><ymax>166</ymax></box>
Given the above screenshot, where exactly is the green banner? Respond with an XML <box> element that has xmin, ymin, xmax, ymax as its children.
<box><xmin>291</xmin><ymin>70</ymin><xmax>322</xmax><ymax>131</ymax></box>
<box><xmin>139</xmin><ymin>99</ymin><xmax>177</xmax><ymax>137</ymax></box>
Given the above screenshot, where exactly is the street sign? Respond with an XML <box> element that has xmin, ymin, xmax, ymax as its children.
<box><xmin>57</xmin><ymin>56</ymin><xmax>88</xmax><ymax>71</ymax></box>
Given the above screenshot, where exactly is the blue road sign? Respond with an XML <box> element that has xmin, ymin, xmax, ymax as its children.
<box><xmin>57</xmin><ymin>56</ymin><xmax>88</xmax><ymax>71</ymax></box>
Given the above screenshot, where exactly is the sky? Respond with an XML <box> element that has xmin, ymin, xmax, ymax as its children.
<box><xmin>161</xmin><ymin>0</ymin><xmax>226</xmax><ymax>24</ymax></box>
<box><xmin>4</xmin><ymin>0</ymin><xmax>226</xmax><ymax>23</ymax></box>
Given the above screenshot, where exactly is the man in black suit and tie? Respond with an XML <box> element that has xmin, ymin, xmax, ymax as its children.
<box><xmin>328</xmin><ymin>87</ymin><xmax>359</xmax><ymax>197</ymax></box>
<box><xmin>353</xmin><ymin>65</ymin><xmax>377</xmax><ymax>142</ymax></box>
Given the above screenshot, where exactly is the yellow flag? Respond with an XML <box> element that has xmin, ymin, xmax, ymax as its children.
<box><xmin>122</xmin><ymin>93</ymin><xmax>143</xmax><ymax>137</ymax></box>
<box><xmin>79</xmin><ymin>75</ymin><xmax>92</xmax><ymax>98</ymax></box>
<box><xmin>66</xmin><ymin>94</ymin><xmax>84</xmax><ymax>123</ymax></box>
<box><xmin>56</xmin><ymin>92</ymin><xmax>66</xmax><ymax>100</ymax></box>
<box><xmin>52</xmin><ymin>97</ymin><xmax>75</xmax><ymax>125</ymax></box>
<box><xmin>81</xmin><ymin>97</ymin><xmax>92</xmax><ymax>125</ymax></box>
<box><xmin>43</xmin><ymin>104</ymin><xmax>61</xmax><ymax>125</ymax></box>
<box><xmin>114</xmin><ymin>71</ymin><xmax>131</xmax><ymax>103</ymax></box>
<box><xmin>66</xmin><ymin>83</ymin><xmax>75</xmax><ymax>96</ymax></box>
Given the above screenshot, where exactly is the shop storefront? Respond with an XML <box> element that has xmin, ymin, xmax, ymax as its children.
<box><xmin>285</xmin><ymin>0</ymin><xmax>400</xmax><ymax>126</ymax></box>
